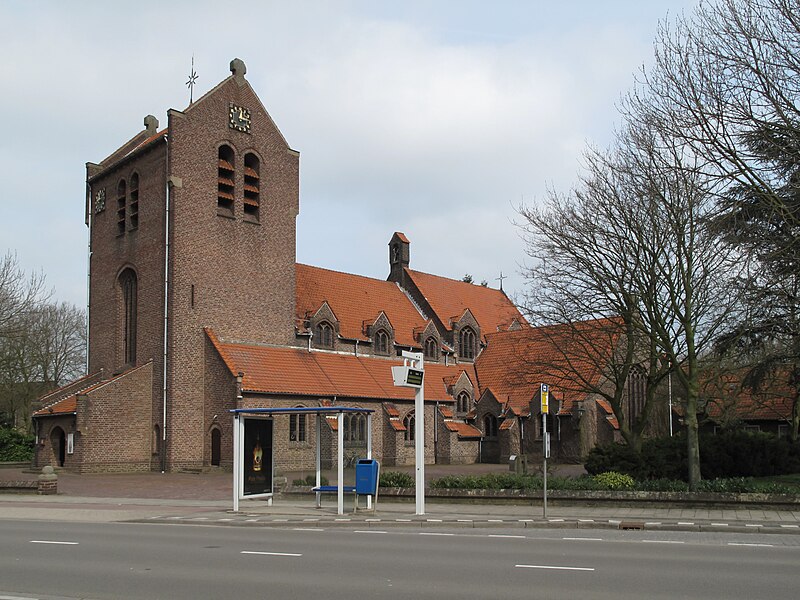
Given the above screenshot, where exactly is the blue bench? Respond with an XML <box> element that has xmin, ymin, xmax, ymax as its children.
<box><xmin>312</xmin><ymin>485</ymin><xmax>358</xmax><ymax>510</ymax></box>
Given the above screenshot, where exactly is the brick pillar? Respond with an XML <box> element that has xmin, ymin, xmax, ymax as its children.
<box><xmin>37</xmin><ymin>465</ymin><xmax>58</xmax><ymax>495</ymax></box>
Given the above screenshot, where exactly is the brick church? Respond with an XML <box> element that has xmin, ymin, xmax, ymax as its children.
<box><xmin>32</xmin><ymin>59</ymin><xmax>623</xmax><ymax>473</ymax></box>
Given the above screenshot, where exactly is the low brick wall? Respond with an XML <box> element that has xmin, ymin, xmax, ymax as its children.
<box><xmin>282</xmin><ymin>485</ymin><xmax>800</xmax><ymax>510</ymax></box>
<box><xmin>0</xmin><ymin>466</ymin><xmax>58</xmax><ymax>495</ymax></box>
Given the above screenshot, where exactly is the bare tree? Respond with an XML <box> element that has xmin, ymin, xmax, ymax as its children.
<box><xmin>641</xmin><ymin>0</ymin><xmax>800</xmax><ymax>441</ymax></box>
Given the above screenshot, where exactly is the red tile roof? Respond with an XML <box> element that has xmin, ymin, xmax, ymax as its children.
<box><xmin>703</xmin><ymin>370</ymin><xmax>796</xmax><ymax>422</ymax></box>
<box><xmin>499</xmin><ymin>418</ymin><xmax>515</xmax><ymax>430</ymax></box>
<box><xmin>296</xmin><ymin>264</ymin><xmax>429</xmax><ymax>347</ymax></box>
<box><xmin>207</xmin><ymin>329</ymin><xmax>475</xmax><ymax>403</ymax></box>
<box><xmin>34</xmin><ymin>394</ymin><xmax>78</xmax><ymax>416</ymax></box>
<box><xmin>444</xmin><ymin>421</ymin><xmax>483</xmax><ymax>439</ymax></box>
<box><xmin>439</xmin><ymin>406</ymin><xmax>454</xmax><ymax>418</ymax></box>
<box><xmin>404</xmin><ymin>268</ymin><xmax>526</xmax><ymax>335</ymax></box>
<box><xmin>475</xmin><ymin>318</ymin><xmax>619</xmax><ymax>415</ymax></box>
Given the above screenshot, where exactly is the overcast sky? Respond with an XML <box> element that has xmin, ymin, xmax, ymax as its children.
<box><xmin>0</xmin><ymin>0</ymin><xmax>696</xmax><ymax>309</ymax></box>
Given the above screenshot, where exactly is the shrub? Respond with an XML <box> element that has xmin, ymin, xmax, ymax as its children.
<box><xmin>379</xmin><ymin>471</ymin><xmax>414</xmax><ymax>488</ymax></box>
<box><xmin>592</xmin><ymin>471</ymin><xmax>635</xmax><ymax>490</ymax></box>
<box><xmin>0</xmin><ymin>428</ymin><xmax>34</xmax><ymax>462</ymax></box>
<box><xmin>292</xmin><ymin>474</ymin><xmax>329</xmax><ymax>486</ymax></box>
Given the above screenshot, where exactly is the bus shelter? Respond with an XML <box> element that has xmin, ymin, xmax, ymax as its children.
<box><xmin>230</xmin><ymin>406</ymin><xmax>374</xmax><ymax>515</ymax></box>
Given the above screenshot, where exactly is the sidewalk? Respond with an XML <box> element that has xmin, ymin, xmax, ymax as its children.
<box><xmin>2</xmin><ymin>466</ymin><xmax>800</xmax><ymax>534</ymax></box>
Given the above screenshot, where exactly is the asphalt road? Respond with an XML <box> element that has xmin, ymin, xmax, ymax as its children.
<box><xmin>1</xmin><ymin>521</ymin><xmax>799</xmax><ymax>599</ymax></box>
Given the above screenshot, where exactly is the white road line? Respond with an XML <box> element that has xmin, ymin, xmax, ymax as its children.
<box><xmin>578</xmin><ymin>519</ymin><xmax>594</xmax><ymax>522</ymax></box>
<box><xmin>420</xmin><ymin>532</ymin><xmax>455</xmax><ymax>537</ymax></box>
<box><xmin>396</xmin><ymin>519</ymin><xmax>412</xmax><ymax>522</ymax></box>
<box><xmin>516</xmin><ymin>564</ymin><xmax>595</xmax><ymax>572</ymax></box>
<box><xmin>549</xmin><ymin>518</ymin><xmax>565</xmax><ymax>522</ymax></box>
<box><xmin>0</xmin><ymin>595</ymin><xmax>43</xmax><ymax>599</ymax></box>
<box><xmin>563</xmin><ymin>537</ymin><xmax>603</xmax><ymax>541</ymax></box>
<box><xmin>642</xmin><ymin>540</ymin><xmax>684</xmax><ymax>544</ymax></box>
<box><xmin>644</xmin><ymin>522</ymin><xmax>662</xmax><ymax>525</ymax></box>
<box><xmin>711</xmin><ymin>523</ymin><xmax>728</xmax><ymax>526</ymax></box>
<box><xmin>489</xmin><ymin>534</ymin><xmax>525</xmax><ymax>539</ymax></box>
<box><xmin>457</xmin><ymin>519</ymin><xmax>473</xmax><ymax>523</ymax></box>
<box><xmin>780</xmin><ymin>524</ymin><xmax>799</xmax><ymax>528</ymax></box>
<box><xmin>677</xmin><ymin>522</ymin><xmax>694</xmax><ymax>525</ymax></box>
<box><xmin>354</xmin><ymin>530</ymin><xmax>387</xmax><ymax>534</ymax></box>
<box><xmin>426</xmin><ymin>519</ymin><xmax>443</xmax><ymax>522</ymax></box>
<box><xmin>292</xmin><ymin>528</ymin><xmax>324</xmax><ymax>532</ymax></box>
<box><xmin>241</xmin><ymin>551</ymin><xmax>302</xmax><ymax>557</ymax></box>
<box><xmin>728</xmin><ymin>543</ymin><xmax>773</xmax><ymax>547</ymax></box>
<box><xmin>745</xmin><ymin>524</ymin><xmax>761</xmax><ymax>528</ymax></box>
<box><xmin>30</xmin><ymin>540</ymin><xmax>79</xmax><ymax>545</ymax></box>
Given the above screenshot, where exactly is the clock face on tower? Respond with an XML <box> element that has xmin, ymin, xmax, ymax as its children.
<box><xmin>229</xmin><ymin>103</ymin><xmax>251</xmax><ymax>133</ymax></box>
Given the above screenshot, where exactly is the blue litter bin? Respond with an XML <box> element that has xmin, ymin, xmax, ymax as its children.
<box><xmin>355</xmin><ymin>459</ymin><xmax>379</xmax><ymax>495</ymax></box>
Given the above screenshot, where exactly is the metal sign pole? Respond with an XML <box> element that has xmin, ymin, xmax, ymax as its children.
<box><xmin>415</xmin><ymin>356</ymin><xmax>425</xmax><ymax>516</ymax></box>
<box><xmin>232</xmin><ymin>414</ymin><xmax>240</xmax><ymax>512</ymax></box>
<box><xmin>541</xmin><ymin>383</ymin><xmax>549</xmax><ymax>519</ymax></box>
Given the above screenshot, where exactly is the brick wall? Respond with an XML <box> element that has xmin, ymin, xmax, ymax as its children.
<box><xmin>75</xmin><ymin>362</ymin><xmax>154</xmax><ymax>472</ymax></box>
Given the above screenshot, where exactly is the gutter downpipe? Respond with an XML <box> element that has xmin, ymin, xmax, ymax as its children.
<box><xmin>85</xmin><ymin>180</ymin><xmax>92</xmax><ymax>374</ymax></box>
<box><xmin>161</xmin><ymin>133</ymin><xmax>170</xmax><ymax>473</ymax></box>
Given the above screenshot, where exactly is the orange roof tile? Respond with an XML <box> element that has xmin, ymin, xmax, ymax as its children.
<box><xmin>475</xmin><ymin>318</ymin><xmax>619</xmax><ymax>416</ymax></box>
<box><xmin>703</xmin><ymin>369</ymin><xmax>796</xmax><ymax>422</ymax></box>
<box><xmin>208</xmin><ymin>330</ymin><xmax>475</xmax><ymax>403</ymax></box>
<box><xmin>404</xmin><ymin>268</ymin><xmax>526</xmax><ymax>335</ymax></box>
<box><xmin>439</xmin><ymin>406</ymin><xmax>454</xmax><ymax>418</ymax></box>
<box><xmin>499</xmin><ymin>418</ymin><xmax>515</xmax><ymax>430</ymax></box>
<box><xmin>34</xmin><ymin>395</ymin><xmax>78</xmax><ymax>416</ymax></box>
<box><xmin>383</xmin><ymin>403</ymin><xmax>401</xmax><ymax>418</ymax></box>
<box><xmin>388</xmin><ymin>419</ymin><xmax>407</xmax><ymax>431</ymax></box>
<box><xmin>393</xmin><ymin>232</ymin><xmax>410</xmax><ymax>243</ymax></box>
<box><xmin>444</xmin><ymin>421</ymin><xmax>482</xmax><ymax>439</ymax></box>
<box><xmin>296</xmin><ymin>264</ymin><xmax>429</xmax><ymax>347</ymax></box>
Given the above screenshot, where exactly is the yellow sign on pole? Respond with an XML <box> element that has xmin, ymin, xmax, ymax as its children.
<box><xmin>540</xmin><ymin>383</ymin><xmax>549</xmax><ymax>414</ymax></box>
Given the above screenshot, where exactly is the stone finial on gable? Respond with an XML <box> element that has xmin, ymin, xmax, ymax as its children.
<box><xmin>230</xmin><ymin>58</ymin><xmax>247</xmax><ymax>84</ymax></box>
<box><xmin>144</xmin><ymin>115</ymin><xmax>159</xmax><ymax>135</ymax></box>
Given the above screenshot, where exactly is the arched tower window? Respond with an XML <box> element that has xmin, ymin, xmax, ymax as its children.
<box><xmin>119</xmin><ymin>268</ymin><xmax>138</xmax><ymax>365</ymax></box>
<box><xmin>129</xmin><ymin>172</ymin><xmax>139</xmax><ymax>230</ymax></box>
<box><xmin>315</xmin><ymin>321</ymin><xmax>334</xmax><ymax>349</ymax></box>
<box><xmin>243</xmin><ymin>153</ymin><xmax>260</xmax><ymax>221</ymax></box>
<box><xmin>456</xmin><ymin>392</ymin><xmax>471</xmax><ymax>415</ymax></box>
<box><xmin>217</xmin><ymin>145</ymin><xmax>235</xmax><ymax>215</ymax></box>
<box><xmin>116</xmin><ymin>179</ymin><xmax>127</xmax><ymax>235</ymax></box>
<box><xmin>459</xmin><ymin>327</ymin><xmax>476</xmax><ymax>360</ymax></box>
<box><xmin>424</xmin><ymin>337</ymin><xmax>438</xmax><ymax>361</ymax></box>
<box><xmin>375</xmin><ymin>329</ymin><xmax>390</xmax><ymax>355</ymax></box>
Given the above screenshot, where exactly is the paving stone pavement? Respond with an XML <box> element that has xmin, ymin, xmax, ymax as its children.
<box><xmin>2</xmin><ymin>466</ymin><xmax>799</xmax><ymax>534</ymax></box>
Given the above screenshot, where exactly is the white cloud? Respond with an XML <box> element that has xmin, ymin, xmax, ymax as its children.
<box><xmin>0</xmin><ymin>0</ymin><xmax>697</xmax><ymax>308</ymax></box>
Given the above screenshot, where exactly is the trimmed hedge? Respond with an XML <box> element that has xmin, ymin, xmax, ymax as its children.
<box><xmin>585</xmin><ymin>431</ymin><xmax>800</xmax><ymax>481</ymax></box>
<box><xmin>0</xmin><ymin>428</ymin><xmax>34</xmax><ymax>462</ymax></box>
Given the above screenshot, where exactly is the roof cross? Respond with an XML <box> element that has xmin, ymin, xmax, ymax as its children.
<box><xmin>186</xmin><ymin>55</ymin><xmax>199</xmax><ymax>105</ymax></box>
<box><xmin>496</xmin><ymin>271</ymin><xmax>508</xmax><ymax>292</ymax></box>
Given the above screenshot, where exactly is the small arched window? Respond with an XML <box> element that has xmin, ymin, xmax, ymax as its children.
<box><xmin>483</xmin><ymin>414</ymin><xmax>498</xmax><ymax>438</ymax></box>
<box><xmin>403</xmin><ymin>411</ymin><xmax>415</xmax><ymax>442</ymax></box>
<box><xmin>345</xmin><ymin>413</ymin><xmax>366</xmax><ymax>443</ymax></box>
<box><xmin>315</xmin><ymin>321</ymin><xmax>334</xmax><ymax>349</ymax></box>
<box><xmin>290</xmin><ymin>406</ymin><xmax>307</xmax><ymax>442</ymax></box>
<box><xmin>243</xmin><ymin>153</ymin><xmax>260</xmax><ymax>221</ymax></box>
<box><xmin>119</xmin><ymin>268</ymin><xmax>137</xmax><ymax>365</ymax></box>
<box><xmin>375</xmin><ymin>329</ymin><xmax>390</xmax><ymax>355</ymax></box>
<box><xmin>456</xmin><ymin>392</ymin><xmax>471</xmax><ymax>414</ymax></box>
<box><xmin>217</xmin><ymin>145</ymin><xmax>235</xmax><ymax>215</ymax></box>
<box><xmin>459</xmin><ymin>327</ymin><xmax>476</xmax><ymax>360</ymax></box>
<box><xmin>424</xmin><ymin>337</ymin><xmax>438</xmax><ymax>361</ymax></box>
<box><xmin>116</xmin><ymin>179</ymin><xmax>127</xmax><ymax>235</ymax></box>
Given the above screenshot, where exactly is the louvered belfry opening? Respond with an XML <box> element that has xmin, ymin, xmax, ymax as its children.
<box><xmin>217</xmin><ymin>145</ymin><xmax>235</xmax><ymax>215</ymax></box>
